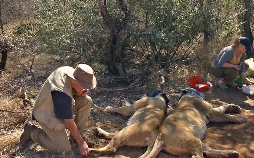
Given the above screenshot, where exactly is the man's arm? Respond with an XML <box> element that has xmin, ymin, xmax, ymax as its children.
<box><xmin>64</xmin><ymin>119</ymin><xmax>89</xmax><ymax>156</ymax></box>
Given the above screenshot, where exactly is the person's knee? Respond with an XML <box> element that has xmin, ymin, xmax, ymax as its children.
<box><xmin>50</xmin><ymin>140</ymin><xmax>71</xmax><ymax>153</ymax></box>
<box><xmin>33</xmin><ymin>124</ymin><xmax>71</xmax><ymax>153</ymax></box>
<box><xmin>57</xmin><ymin>144</ymin><xmax>71</xmax><ymax>153</ymax></box>
<box><xmin>74</xmin><ymin>95</ymin><xmax>92</xmax><ymax>109</ymax></box>
<box><xmin>86</xmin><ymin>95</ymin><xmax>92</xmax><ymax>103</ymax></box>
<box><xmin>211</xmin><ymin>68</ymin><xmax>222</xmax><ymax>78</ymax></box>
<box><xmin>48</xmin><ymin>144</ymin><xmax>71</xmax><ymax>153</ymax></box>
<box><xmin>31</xmin><ymin>132</ymin><xmax>72</xmax><ymax>153</ymax></box>
<box><xmin>83</xmin><ymin>95</ymin><xmax>92</xmax><ymax>107</ymax></box>
<box><xmin>78</xmin><ymin>95</ymin><xmax>92</xmax><ymax>103</ymax></box>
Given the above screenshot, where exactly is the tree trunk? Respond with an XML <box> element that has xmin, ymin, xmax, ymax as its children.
<box><xmin>108</xmin><ymin>33</ymin><xmax>119</xmax><ymax>75</ymax></box>
<box><xmin>243</xmin><ymin>0</ymin><xmax>253</xmax><ymax>43</ymax></box>
<box><xmin>0</xmin><ymin>1</ymin><xmax>8</xmax><ymax>72</ymax></box>
<box><xmin>243</xmin><ymin>0</ymin><xmax>253</xmax><ymax>58</ymax></box>
<box><xmin>99</xmin><ymin>0</ymin><xmax>130</xmax><ymax>75</ymax></box>
<box><xmin>0</xmin><ymin>43</ymin><xmax>8</xmax><ymax>71</ymax></box>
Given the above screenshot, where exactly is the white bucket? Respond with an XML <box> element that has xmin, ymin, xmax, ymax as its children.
<box><xmin>242</xmin><ymin>85</ymin><xmax>254</xmax><ymax>95</ymax></box>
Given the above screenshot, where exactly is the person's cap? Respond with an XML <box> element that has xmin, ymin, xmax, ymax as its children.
<box><xmin>66</xmin><ymin>64</ymin><xmax>97</xmax><ymax>89</ymax></box>
<box><xmin>239</xmin><ymin>37</ymin><xmax>253</xmax><ymax>51</ymax></box>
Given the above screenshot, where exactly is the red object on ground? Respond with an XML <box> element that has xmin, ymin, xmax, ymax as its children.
<box><xmin>188</xmin><ymin>76</ymin><xmax>211</xmax><ymax>92</ymax></box>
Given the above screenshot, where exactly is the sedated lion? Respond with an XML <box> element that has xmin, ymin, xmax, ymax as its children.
<box><xmin>89</xmin><ymin>92</ymin><xmax>169</xmax><ymax>157</ymax></box>
<box><xmin>141</xmin><ymin>88</ymin><xmax>246</xmax><ymax>158</ymax></box>
<box><xmin>90</xmin><ymin>88</ymin><xmax>246</xmax><ymax>158</ymax></box>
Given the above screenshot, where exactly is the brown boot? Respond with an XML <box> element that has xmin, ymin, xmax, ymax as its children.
<box><xmin>20</xmin><ymin>122</ymin><xmax>38</xmax><ymax>146</ymax></box>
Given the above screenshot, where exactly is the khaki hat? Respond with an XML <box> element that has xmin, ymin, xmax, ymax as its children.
<box><xmin>66</xmin><ymin>64</ymin><xmax>97</xmax><ymax>89</ymax></box>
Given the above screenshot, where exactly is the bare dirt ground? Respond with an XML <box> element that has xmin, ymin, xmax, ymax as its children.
<box><xmin>86</xmin><ymin>85</ymin><xmax>254</xmax><ymax>158</ymax></box>
<box><xmin>1</xmin><ymin>58</ymin><xmax>254</xmax><ymax>158</ymax></box>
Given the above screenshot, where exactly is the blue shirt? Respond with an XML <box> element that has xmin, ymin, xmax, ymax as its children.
<box><xmin>51</xmin><ymin>91</ymin><xmax>73</xmax><ymax>119</ymax></box>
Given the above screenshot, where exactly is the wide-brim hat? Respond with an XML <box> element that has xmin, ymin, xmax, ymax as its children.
<box><xmin>66</xmin><ymin>64</ymin><xmax>97</xmax><ymax>89</ymax></box>
<box><xmin>239</xmin><ymin>37</ymin><xmax>253</xmax><ymax>51</ymax></box>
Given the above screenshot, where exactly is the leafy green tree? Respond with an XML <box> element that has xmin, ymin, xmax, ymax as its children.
<box><xmin>34</xmin><ymin>0</ymin><xmax>104</xmax><ymax>58</ymax></box>
<box><xmin>31</xmin><ymin>0</ymin><xmax>249</xmax><ymax>74</ymax></box>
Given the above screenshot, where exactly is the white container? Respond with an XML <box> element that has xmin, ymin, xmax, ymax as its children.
<box><xmin>242</xmin><ymin>85</ymin><xmax>254</xmax><ymax>95</ymax></box>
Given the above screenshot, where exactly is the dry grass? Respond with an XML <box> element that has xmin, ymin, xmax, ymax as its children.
<box><xmin>0</xmin><ymin>131</ymin><xmax>22</xmax><ymax>153</ymax></box>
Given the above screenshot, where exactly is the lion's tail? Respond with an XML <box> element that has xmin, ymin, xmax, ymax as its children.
<box><xmin>141</xmin><ymin>133</ymin><xmax>165</xmax><ymax>158</ymax></box>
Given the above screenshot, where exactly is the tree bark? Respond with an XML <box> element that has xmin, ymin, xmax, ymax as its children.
<box><xmin>99</xmin><ymin>0</ymin><xmax>130</xmax><ymax>75</ymax></box>
<box><xmin>0</xmin><ymin>0</ymin><xmax>3</xmax><ymax>33</ymax></box>
<box><xmin>243</xmin><ymin>0</ymin><xmax>253</xmax><ymax>43</ymax></box>
<box><xmin>0</xmin><ymin>43</ymin><xmax>8</xmax><ymax>71</ymax></box>
<box><xmin>0</xmin><ymin>0</ymin><xmax>8</xmax><ymax>72</ymax></box>
<box><xmin>243</xmin><ymin>0</ymin><xmax>253</xmax><ymax>58</ymax></box>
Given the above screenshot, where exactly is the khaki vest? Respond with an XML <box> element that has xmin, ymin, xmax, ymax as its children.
<box><xmin>32</xmin><ymin>66</ymin><xmax>75</xmax><ymax>131</ymax></box>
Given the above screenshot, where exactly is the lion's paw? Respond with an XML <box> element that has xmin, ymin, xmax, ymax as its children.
<box><xmin>225</xmin><ymin>104</ymin><xmax>241</xmax><ymax>114</ymax></box>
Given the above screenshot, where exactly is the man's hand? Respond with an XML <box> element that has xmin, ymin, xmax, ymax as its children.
<box><xmin>64</xmin><ymin>119</ymin><xmax>90</xmax><ymax>156</ymax></box>
<box><xmin>79</xmin><ymin>141</ymin><xmax>89</xmax><ymax>156</ymax></box>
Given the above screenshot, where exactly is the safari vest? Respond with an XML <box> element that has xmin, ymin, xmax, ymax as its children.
<box><xmin>32</xmin><ymin>66</ymin><xmax>75</xmax><ymax>131</ymax></box>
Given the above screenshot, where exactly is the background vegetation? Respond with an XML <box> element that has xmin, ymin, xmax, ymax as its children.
<box><xmin>0</xmin><ymin>0</ymin><xmax>254</xmax><ymax>157</ymax></box>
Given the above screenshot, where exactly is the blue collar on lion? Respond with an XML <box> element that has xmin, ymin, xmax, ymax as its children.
<box><xmin>147</xmin><ymin>91</ymin><xmax>170</xmax><ymax>107</ymax></box>
<box><xmin>179</xmin><ymin>88</ymin><xmax>204</xmax><ymax>100</ymax></box>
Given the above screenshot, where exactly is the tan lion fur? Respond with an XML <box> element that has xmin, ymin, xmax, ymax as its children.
<box><xmin>142</xmin><ymin>94</ymin><xmax>246</xmax><ymax>158</ymax></box>
<box><xmin>89</xmin><ymin>94</ymin><xmax>168</xmax><ymax>155</ymax></box>
<box><xmin>90</xmin><ymin>93</ymin><xmax>246</xmax><ymax>158</ymax></box>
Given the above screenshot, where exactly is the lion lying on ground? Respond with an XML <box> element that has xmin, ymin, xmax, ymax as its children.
<box><xmin>90</xmin><ymin>89</ymin><xmax>246</xmax><ymax>158</ymax></box>
<box><xmin>89</xmin><ymin>92</ymin><xmax>169</xmax><ymax>156</ymax></box>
